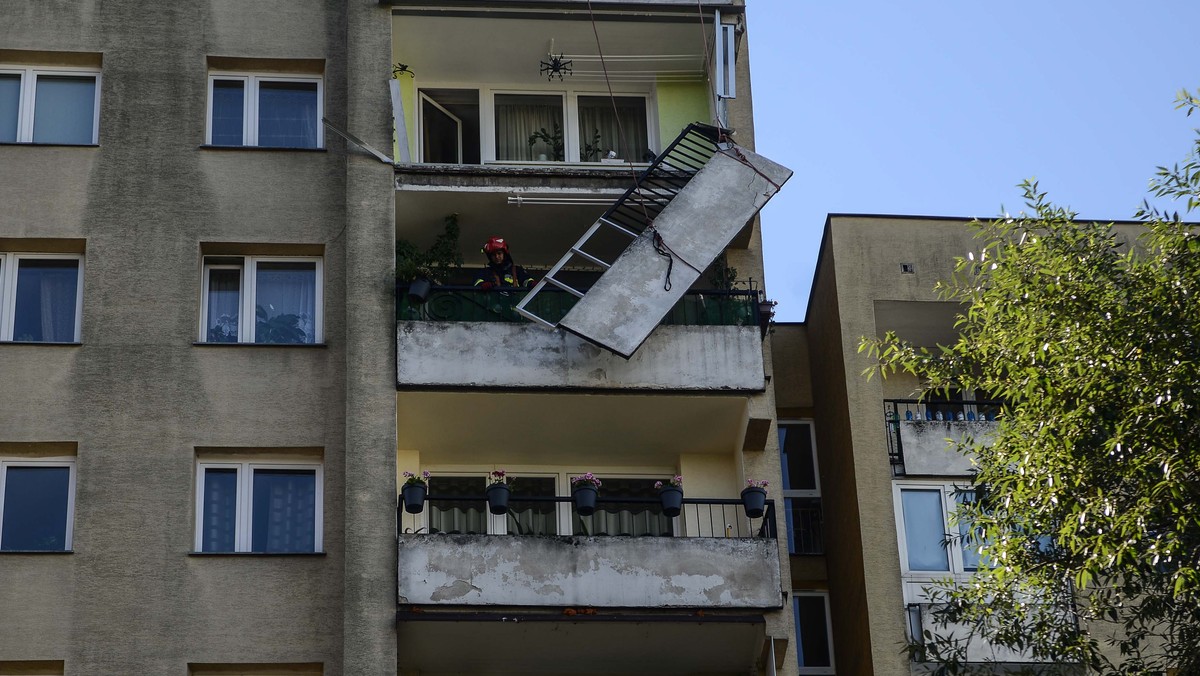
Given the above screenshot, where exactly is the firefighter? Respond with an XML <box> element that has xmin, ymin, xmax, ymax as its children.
<box><xmin>474</xmin><ymin>236</ymin><xmax>534</xmax><ymax>290</ymax></box>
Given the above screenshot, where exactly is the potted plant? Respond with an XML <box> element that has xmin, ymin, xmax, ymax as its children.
<box><xmin>485</xmin><ymin>469</ymin><xmax>511</xmax><ymax>516</ymax></box>
<box><xmin>396</xmin><ymin>213</ymin><xmax>463</xmax><ymax>303</ymax></box>
<box><xmin>655</xmin><ymin>475</ymin><xmax>684</xmax><ymax>518</ymax></box>
<box><xmin>570</xmin><ymin>472</ymin><xmax>602</xmax><ymax>517</ymax></box>
<box><xmin>741</xmin><ymin>479</ymin><xmax>769</xmax><ymax>519</ymax></box>
<box><xmin>401</xmin><ymin>470</ymin><xmax>430</xmax><ymax>514</ymax></box>
<box><xmin>527</xmin><ymin>123</ymin><xmax>564</xmax><ymax>162</ymax></box>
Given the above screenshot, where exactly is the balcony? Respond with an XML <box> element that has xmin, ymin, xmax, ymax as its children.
<box><xmin>397</xmin><ymin>287</ymin><xmax>767</xmax><ymax>391</ymax></box>
<box><xmin>397</xmin><ymin>495</ymin><xmax>782</xmax><ymax>609</ymax></box>
<box><xmin>884</xmin><ymin>399</ymin><xmax>1001</xmax><ymax>476</ymax></box>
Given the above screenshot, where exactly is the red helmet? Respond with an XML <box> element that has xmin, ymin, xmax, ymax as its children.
<box><xmin>482</xmin><ymin>237</ymin><xmax>509</xmax><ymax>255</ymax></box>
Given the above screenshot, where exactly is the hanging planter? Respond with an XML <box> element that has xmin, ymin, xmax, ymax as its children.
<box><xmin>486</xmin><ymin>470</ymin><xmax>510</xmax><ymax>515</ymax></box>
<box><xmin>741</xmin><ymin>479</ymin><xmax>769</xmax><ymax>519</ymax></box>
<box><xmin>655</xmin><ymin>475</ymin><xmax>684</xmax><ymax>518</ymax></box>
<box><xmin>401</xmin><ymin>470</ymin><xmax>430</xmax><ymax>514</ymax></box>
<box><xmin>570</xmin><ymin>472</ymin><xmax>602</xmax><ymax>517</ymax></box>
<box><xmin>406</xmin><ymin>278</ymin><xmax>433</xmax><ymax>304</ymax></box>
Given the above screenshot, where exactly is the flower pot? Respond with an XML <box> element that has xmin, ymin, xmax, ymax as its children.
<box><xmin>486</xmin><ymin>483</ymin><xmax>511</xmax><ymax>516</ymax></box>
<box><xmin>401</xmin><ymin>483</ymin><xmax>427</xmax><ymax>514</ymax></box>
<box><xmin>407</xmin><ymin>278</ymin><xmax>432</xmax><ymax>304</ymax></box>
<box><xmin>658</xmin><ymin>486</ymin><xmax>683</xmax><ymax>518</ymax></box>
<box><xmin>573</xmin><ymin>485</ymin><xmax>598</xmax><ymax>517</ymax></box>
<box><xmin>741</xmin><ymin>486</ymin><xmax>767</xmax><ymax>519</ymax></box>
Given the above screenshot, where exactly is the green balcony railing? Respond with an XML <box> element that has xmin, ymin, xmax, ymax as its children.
<box><xmin>397</xmin><ymin>285</ymin><xmax>761</xmax><ymax>327</ymax></box>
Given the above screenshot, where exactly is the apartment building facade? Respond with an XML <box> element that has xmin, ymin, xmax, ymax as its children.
<box><xmin>1</xmin><ymin>1</ymin><xmax>795</xmax><ymax>674</ymax></box>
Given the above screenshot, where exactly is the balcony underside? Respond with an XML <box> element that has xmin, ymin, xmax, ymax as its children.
<box><xmin>399</xmin><ymin>533</ymin><xmax>782</xmax><ymax>608</ymax></box>
<box><xmin>397</xmin><ymin>611</ymin><xmax>766</xmax><ymax>676</ymax></box>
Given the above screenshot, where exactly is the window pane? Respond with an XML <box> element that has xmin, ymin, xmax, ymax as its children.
<box><xmin>201</xmin><ymin>468</ymin><xmax>238</xmax><ymax>552</ymax></box>
<box><xmin>901</xmin><ymin>489</ymin><xmax>950</xmax><ymax>571</ymax></box>
<box><xmin>428</xmin><ymin>476</ymin><xmax>486</xmax><ymax>535</ymax></box>
<box><xmin>495</xmin><ymin>94</ymin><xmax>563</xmax><ymax>161</ymax></box>
<box><xmin>794</xmin><ymin>596</ymin><xmax>832</xmax><ymax>667</ymax></box>
<box><xmin>205</xmin><ymin>267</ymin><xmax>241</xmax><ymax>342</ymax></box>
<box><xmin>786</xmin><ymin>497</ymin><xmax>824</xmax><ymax>555</ymax></box>
<box><xmin>258</xmin><ymin>81</ymin><xmax>318</xmax><ymax>148</ymax></box>
<box><xmin>13</xmin><ymin>258</ymin><xmax>79</xmax><ymax>342</ymax></box>
<box><xmin>508</xmin><ymin>477</ymin><xmax>556</xmax><ymax>536</ymax></box>
<box><xmin>955</xmin><ymin>490</ymin><xmax>986</xmax><ymax>570</ymax></box>
<box><xmin>210</xmin><ymin>80</ymin><xmax>245</xmax><ymax>146</ymax></box>
<box><xmin>32</xmin><ymin>75</ymin><xmax>96</xmax><ymax>144</ymax></box>
<box><xmin>780</xmin><ymin>423</ymin><xmax>817</xmax><ymax>491</ymax></box>
<box><xmin>1</xmin><ymin>466</ymin><xmax>70</xmax><ymax>551</ymax></box>
<box><xmin>575</xmin><ymin>478</ymin><xmax>669</xmax><ymax>537</ymax></box>
<box><xmin>251</xmin><ymin>469</ymin><xmax>316</xmax><ymax>553</ymax></box>
<box><xmin>577</xmin><ymin>95</ymin><xmax>649</xmax><ymax>161</ymax></box>
<box><xmin>254</xmin><ymin>262</ymin><xmax>316</xmax><ymax>344</ymax></box>
<box><xmin>0</xmin><ymin>74</ymin><xmax>20</xmax><ymax>142</ymax></box>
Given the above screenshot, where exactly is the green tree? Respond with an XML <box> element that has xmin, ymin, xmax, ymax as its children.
<box><xmin>862</xmin><ymin>94</ymin><xmax>1200</xmax><ymax>674</ymax></box>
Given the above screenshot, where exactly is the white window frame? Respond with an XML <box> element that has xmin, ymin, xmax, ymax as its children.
<box><xmin>205</xmin><ymin>72</ymin><xmax>324</xmax><ymax>148</ymax></box>
<box><xmin>779</xmin><ymin>420</ymin><xmax>822</xmax><ymax>554</ymax></box>
<box><xmin>199</xmin><ymin>255</ymin><xmax>323</xmax><ymax>344</ymax></box>
<box><xmin>0</xmin><ymin>458</ymin><xmax>77</xmax><ymax>551</ymax></box>
<box><xmin>413</xmin><ymin>82</ymin><xmax>658</xmax><ymax>165</ymax></box>
<box><xmin>416</xmin><ymin>91</ymin><xmax>464</xmax><ymax>164</ymax></box>
<box><xmin>792</xmin><ymin>591</ymin><xmax>835</xmax><ymax>675</ymax></box>
<box><xmin>893</xmin><ymin>480</ymin><xmax>979</xmax><ymax>577</ymax></box>
<box><xmin>0</xmin><ymin>65</ymin><xmax>101</xmax><ymax>144</ymax></box>
<box><xmin>0</xmin><ymin>252</ymin><xmax>85</xmax><ymax>342</ymax></box>
<box><xmin>193</xmin><ymin>460</ymin><xmax>323</xmax><ymax>553</ymax></box>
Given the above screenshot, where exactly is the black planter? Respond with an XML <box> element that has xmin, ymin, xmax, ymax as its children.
<box><xmin>486</xmin><ymin>483</ymin><xmax>511</xmax><ymax>515</ymax></box>
<box><xmin>573</xmin><ymin>485</ymin><xmax>598</xmax><ymax>517</ymax></box>
<box><xmin>401</xmin><ymin>483</ymin><xmax>427</xmax><ymax>514</ymax></box>
<box><xmin>407</xmin><ymin>278</ymin><xmax>432</xmax><ymax>304</ymax></box>
<box><xmin>658</xmin><ymin>486</ymin><xmax>683</xmax><ymax>518</ymax></box>
<box><xmin>741</xmin><ymin>486</ymin><xmax>767</xmax><ymax>519</ymax></box>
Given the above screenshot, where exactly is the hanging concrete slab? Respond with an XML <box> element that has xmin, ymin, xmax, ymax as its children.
<box><xmin>557</xmin><ymin>144</ymin><xmax>792</xmax><ymax>358</ymax></box>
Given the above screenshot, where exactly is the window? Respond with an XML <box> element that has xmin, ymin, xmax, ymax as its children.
<box><xmin>0</xmin><ymin>66</ymin><xmax>100</xmax><ymax>144</ymax></box>
<box><xmin>0</xmin><ymin>660</ymin><xmax>65</xmax><ymax>675</ymax></box>
<box><xmin>200</xmin><ymin>256</ymin><xmax>322</xmax><ymax>344</ymax></box>
<box><xmin>779</xmin><ymin>421</ymin><xmax>823</xmax><ymax>554</ymax></box>
<box><xmin>195</xmin><ymin>460</ymin><xmax>322</xmax><ymax>553</ymax></box>
<box><xmin>207</xmin><ymin>74</ymin><xmax>323</xmax><ymax>148</ymax></box>
<box><xmin>894</xmin><ymin>482</ymin><xmax>982</xmax><ymax>575</ymax></box>
<box><xmin>793</xmin><ymin>592</ymin><xmax>835</xmax><ymax>674</ymax></box>
<box><xmin>415</xmin><ymin>87</ymin><xmax>654</xmax><ymax>164</ymax></box>
<box><xmin>0</xmin><ymin>254</ymin><xmax>83</xmax><ymax>342</ymax></box>
<box><xmin>0</xmin><ymin>459</ymin><xmax>75</xmax><ymax>551</ymax></box>
<box><xmin>188</xmin><ymin>664</ymin><xmax>321</xmax><ymax>676</ymax></box>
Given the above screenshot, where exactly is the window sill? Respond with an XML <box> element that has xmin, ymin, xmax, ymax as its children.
<box><xmin>188</xmin><ymin>551</ymin><xmax>326</xmax><ymax>557</ymax></box>
<box><xmin>0</xmin><ymin>341</ymin><xmax>81</xmax><ymax>346</ymax></box>
<box><xmin>0</xmin><ymin>142</ymin><xmax>99</xmax><ymax>148</ymax></box>
<box><xmin>0</xmin><ymin>549</ymin><xmax>73</xmax><ymax>554</ymax></box>
<box><xmin>192</xmin><ymin>342</ymin><xmax>327</xmax><ymax>348</ymax></box>
<box><xmin>198</xmin><ymin>144</ymin><xmax>326</xmax><ymax>153</ymax></box>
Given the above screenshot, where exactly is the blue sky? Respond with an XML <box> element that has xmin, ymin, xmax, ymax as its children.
<box><xmin>748</xmin><ymin>1</ymin><xmax>1200</xmax><ymax>321</ymax></box>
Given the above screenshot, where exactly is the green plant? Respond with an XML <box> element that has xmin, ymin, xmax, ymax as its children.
<box><xmin>527</xmin><ymin>123</ymin><xmax>564</xmax><ymax>161</ymax></box>
<box><xmin>254</xmin><ymin>306</ymin><xmax>308</xmax><ymax>344</ymax></box>
<box><xmin>396</xmin><ymin>213</ymin><xmax>463</xmax><ymax>283</ymax></box>
<box><xmin>709</xmin><ymin>253</ymin><xmax>739</xmax><ymax>290</ymax></box>
<box><xmin>580</xmin><ymin>128</ymin><xmax>603</xmax><ymax>161</ymax></box>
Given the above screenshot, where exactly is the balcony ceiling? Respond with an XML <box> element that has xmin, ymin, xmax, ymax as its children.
<box><xmin>392</xmin><ymin>13</ymin><xmax>710</xmax><ymax>86</ymax></box>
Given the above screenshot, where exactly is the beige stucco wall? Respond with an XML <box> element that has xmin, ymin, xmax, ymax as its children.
<box><xmin>0</xmin><ymin>2</ymin><xmax>395</xmax><ymax>674</ymax></box>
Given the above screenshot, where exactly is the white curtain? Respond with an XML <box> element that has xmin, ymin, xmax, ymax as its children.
<box><xmin>495</xmin><ymin>94</ymin><xmax>563</xmax><ymax>161</ymax></box>
<box><xmin>0</xmin><ymin>74</ymin><xmax>19</xmax><ymax>142</ymax></box>
<box><xmin>578</xmin><ymin>96</ymin><xmax>648</xmax><ymax>161</ymax></box>
<box><xmin>252</xmin><ymin>469</ymin><xmax>316</xmax><ymax>553</ymax></box>
<box><xmin>255</xmin><ymin>262</ymin><xmax>316</xmax><ymax>344</ymax></box>
<box><xmin>13</xmin><ymin>259</ymin><xmax>78</xmax><ymax>342</ymax></box>
<box><xmin>32</xmin><ymin>75</ymin><xmax>95</xmax><ymax>144</ymax></box>
<box><xmin>205</xmin><ymin>268</ymin><xmax>240</xmax><ymax>342</ymax></box>
<box><xmin>258</xmin><ymin>82</ymin><xmax>318</xmax><ymax>148</ymax></box>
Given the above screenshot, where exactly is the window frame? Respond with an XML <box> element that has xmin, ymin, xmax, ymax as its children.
<box><xmin>413</xmin><ymin>82</ymin><xmax>658</xmax><ymax>165</ymax></box>
<box><xmin>0</xmin><ymin>252</ymin><xmax>85</xmax><ymax>343</ymax></box>
<box><xmin>199</xmin><ymin>255</ymin><xmax>324</xmax><ymax>344</ymax></box>
<box><xmin>0</xmin><ymin>65</ymin><xmax>101</xmax><ymax>145</ymax></box>
<box><xmin>205</xmin><ymin>72</ymin><xmax>324</xmax><ymax>149</ymax></box>
<box><xmin>193</xmin><ymin>459</ymin><xmax>323</xmax><ymax>553</ymax></box>
<box><xmin>792</xmin><ymin>591</ymin><xmax>835</xmax><ymax>674</ymax></box>
<box><xmin>779</xmin><ymin>420</ymin><xmax>822</xmax><ymax>555</ymax></box>
<box><xmin>0</xmin><ymin>457</ymin><xmax>77</xmax><ymax>552</ymax></box>
<box><xmin>893</xmin><ymin>480</ymin><xmax>979</xmax><ymax>577</ymax></box>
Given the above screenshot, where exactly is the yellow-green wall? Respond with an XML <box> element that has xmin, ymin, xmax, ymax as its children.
<box><xmin>394</xmin><ymin>76</ymin><xmax>417</xmax><ymax>162</ymax></box>
<box><xmin>656</xmin><ymin>80</ymin><xmax>710</xmax><ymax>148</ymax></box>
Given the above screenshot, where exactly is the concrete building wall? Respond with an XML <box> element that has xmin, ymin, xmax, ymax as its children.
<box><xmin>0</xmin><ymin>2</ymin><xmax>392</xmax><ymax>673</ymax></box>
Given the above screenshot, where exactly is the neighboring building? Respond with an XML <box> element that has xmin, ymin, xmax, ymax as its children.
<box><xmin>1</xmin><ymin>1</ymin><xmax>796</xmax><ymax>675</ymax></box>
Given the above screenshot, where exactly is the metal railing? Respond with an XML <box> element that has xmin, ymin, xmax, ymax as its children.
<box><xmin>398</xmin><ymin>495</ymin><xmax>777</xmax><ymax>540</ymax></box>
<box><xmin>785</xmin><ymin>497</ymin><xmax>824</xmax><ymax>555</ymax></box>
<box><xmin>398</xmin><ymin>285</ymin><xmax>760</xmax><ymax>327</ymax></box>
<box><xmin>884</xmin><ymin>399</ymin><xmax>1004</xmax><ymax>474</ymax></box>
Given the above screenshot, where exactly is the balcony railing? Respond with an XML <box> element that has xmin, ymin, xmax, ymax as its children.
<box><xmin>784</xmin><ymin>497</ymin><xmax>823</xmax><ymax>555</ymax></box>
<box><xmin>398</xmin><ymin>494</ymin><xmax>777</xmax><ymax>540</ymax></box>
<box><xmin>885</xmin><ymin>399</ymin><xmax>1003</xmax><ymax>476</ymax></box>
<box><xmin>398</xmin><ymin>285</ymin><xmax>761</xmax><ymax>327</ymax></box>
